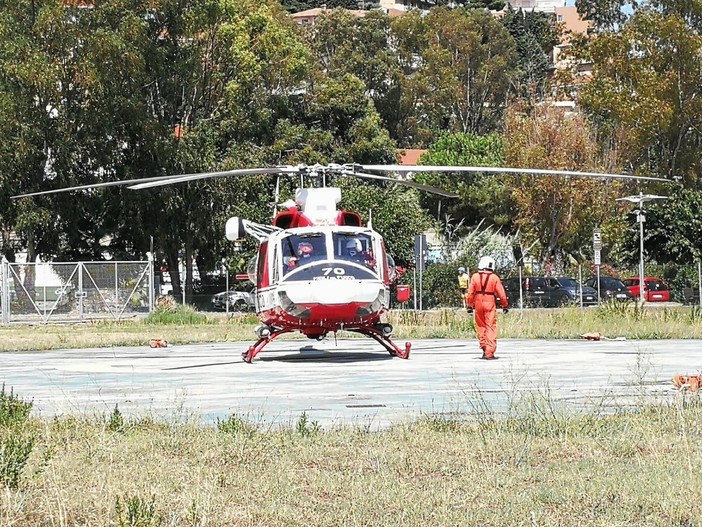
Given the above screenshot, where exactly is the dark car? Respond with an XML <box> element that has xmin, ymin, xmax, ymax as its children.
<box><xmin>584</xmin><ymin>276</ymin><xmax>634</xmax><ymax>302</ymax></box>
<box><xmin>552</xmin><ymin>277</ymin><xmax>599</xmax><ymax>306</ymax></box>
<box><xmin>503</xmin><ymin>276</ymin><xmax>597</xmax><ymax>307</ymax></box>
<box><xmin>623</xmin><ymin>276</ymin><xmax>671</xmax><ymax>302</ymax></box>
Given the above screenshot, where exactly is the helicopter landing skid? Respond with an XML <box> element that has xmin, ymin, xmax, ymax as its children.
<box><xmin>242</xmin><ymin>328</ymin><xmax>294</xmax><ymax>363</ymax></box>
<box><xmin>352</xmin><ymin>328</ymin><xmax>411</xmax><ymax>359</ymax></box>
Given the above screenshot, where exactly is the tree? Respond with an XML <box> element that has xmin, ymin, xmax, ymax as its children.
<box><xmin>279</xmin><ymin>0</ymin><xmax>360</xmax><ymax>12</ymax></box>
<box><xmin>399</xmin><ymin>8</ymin><xmax>519</xmax><ymax>142</ymax></box>
<box><xmin>0</xmin><ymin>0</ymin><xmax>104</xmax><ymax>301</ymax></box>
<box><xmin>413</xmin><ymin>132</ymin><xmax>513</xmax><ymax>232</ymax></box>
<box><xmin>577</xmin><ymin>10</ymin><xmax>702</xmax><ymax>186</ymax></box>
<box><xmin>618</xmin><ymin>187</ymin><xmax>702</xmax><ymax>266</ymax></box>
<box><xmin>306</xmin><ymin>8</ymin><xmax>520</xmax><ymax>147</ymax></box>
<box><xmin>501</xmin><ymin>7</ymin><xmax>560</xmax><ymax>98</ymax></box>
<box><xmin>575</xmin><ymin>0</ymin><xmax>632</xmax><ymax>33</ymax></box>
<box><xmin>503</xmin><ymin>105</ymin><xmax>624</xmax><ymax>268</ymax></box>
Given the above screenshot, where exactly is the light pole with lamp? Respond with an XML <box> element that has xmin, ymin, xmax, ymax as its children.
<box><xmin>615</xmin><ymin>192</ymin><xmax>668</xmax><ymax>303</ymax></box>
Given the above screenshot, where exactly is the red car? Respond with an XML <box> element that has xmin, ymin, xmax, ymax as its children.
<box><xmin>623</xmin><ymin>276</ymin><xmax>671</xmax><ymax>302</ymax></box>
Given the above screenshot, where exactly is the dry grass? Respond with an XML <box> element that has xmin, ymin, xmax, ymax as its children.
<box><xmin>1</xmin><ymin>306</ymin><xmax>702</xmax><ymax>525</ymax></box>
<box><xmin>2</xmin><ymin>396</ymin><xmax>702</xmax><ymax>526</ymax></box>
<box><xmin>388</xmin><ymin>304</ymin><xmax>702</xmax><ymax>340</ymax></box>
<box><xmin>0</xmin><ymin>304</ymin><xmax>701</xmax><ymax>352</ymax></box>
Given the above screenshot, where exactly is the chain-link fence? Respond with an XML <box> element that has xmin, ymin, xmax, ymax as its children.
<box><xmin>1</xmin><ymin>260</ymin><xmax>154</xmax><ymax>324</ymax></box>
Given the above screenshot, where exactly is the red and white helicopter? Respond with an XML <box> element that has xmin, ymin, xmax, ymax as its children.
<box><xmin>14</xmin><ymin>162</ymin><xmax>672</xmax><ymax>363</ymax></box>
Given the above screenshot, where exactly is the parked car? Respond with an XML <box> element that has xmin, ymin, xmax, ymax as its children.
<box><xmin>502</xmin><ymin>276</ymin><xmax>597</xmax><ymax>307</ymax></box>
<box><xmin>584</xmin><ymin>276</ymin><xmax>634</xmax><ymax>301</ymax></box>
<box><xmin>622</xmin><ymin>276</ymin><xmax>671</xmax><ymax>302</ymax></box>
<box><xmin>211</xmin><ymin>289</ymin><xmax>255</xmax><ymax>311</ymax></box>
<box><xmin>552</xmin><ymin>277</ymin><xmax>599</xmax><ymax>306</ymax></box>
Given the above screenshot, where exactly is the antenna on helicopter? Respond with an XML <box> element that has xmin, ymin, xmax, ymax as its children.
<box><xmin>273</xmin><ymin>174</ymin><xmax>281</xmax><ymax>220</ymax></box>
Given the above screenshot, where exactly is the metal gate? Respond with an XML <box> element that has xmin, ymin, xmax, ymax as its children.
<box><xmin>1</xmin><ymin>260</ymin><xmax>154</xmax><ymax>324</ymax></box>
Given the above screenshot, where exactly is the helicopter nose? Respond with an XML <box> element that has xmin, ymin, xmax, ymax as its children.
<box><xmin>355</xmin><ymin>289</ymin><xmax>386</xmax><ymax>317</ymax></box>
<box><xmin>278</xmin><ymin>291</ymin><xmax>311</xmax><ymax>319</ymax></box>
<box><xmin>282</xmin><ymin>281</ymin><xmax>383</xmax><ymax>304</ymax></box>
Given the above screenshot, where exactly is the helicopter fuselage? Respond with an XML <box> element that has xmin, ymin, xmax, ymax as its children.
<box><xmin>253</xmin><ymin>226</ymin><xmax>391</xmax><ymax>336</ymax></box>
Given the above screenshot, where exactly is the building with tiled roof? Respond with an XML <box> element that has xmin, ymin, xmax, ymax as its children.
<box><xmin>290</xmin><ymin>7</ymin><xmax>368</xmax><ymax>25</ymax></box>
<box><xmin>399</xmin><ymin>149</ymin><xmax>427</xmax><ymax>165</ymax></box>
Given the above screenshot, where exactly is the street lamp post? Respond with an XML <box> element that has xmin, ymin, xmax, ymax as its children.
<box><xmin>616</xmin><ymin>192</ymin><xmax>668</xmax><ymax>303</ymax></box>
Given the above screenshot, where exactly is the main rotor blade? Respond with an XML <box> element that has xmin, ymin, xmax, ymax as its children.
<box><xmin>11</xmin><ymin>174</ymin><xmax>188</xmax><ymax>199</ymax></box>
<box><xmin>12</xmin><ymin>166</ymin><xmax>301</xmax><ymax>198</ymax></box>
<box><xmin>357</xmin><ymin>165</ymin><xmax>674</xmax><ymax>184</ymax></box>
<box><xmin>129</xmin><ymin>166</ymin><xmax>300</xmax><ymax>190</ymax></box>
<box><xmin>341</xmin><ymin>169</ymin><xmax>458</xmax><ymax>198</ymax></box>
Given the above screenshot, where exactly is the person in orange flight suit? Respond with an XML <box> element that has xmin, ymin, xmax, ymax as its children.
<box><xmin>465</xmin><ymin>256</ymin><xmax>509</xmax><ymax>360</ymax></box>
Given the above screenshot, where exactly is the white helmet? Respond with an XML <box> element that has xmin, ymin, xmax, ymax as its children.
<box><xmin>346</xmin><ymin>239</ymin><xmax>362</xmax><ymax>253</ymax></box>
<box><xmin>458</xmin><ymin>266</ymin><xmax>466</xmax><ymax>273</ymax></box>
<box><xmin>478</xmin><ymin>256</ymin><xmax>496</xmax><ymax>271</ymax></box>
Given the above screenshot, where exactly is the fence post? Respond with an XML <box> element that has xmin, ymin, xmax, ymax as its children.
<box><xmin>518</xmin><ymin>265</ymin><xmax>523</xmax><ymax>314</ymax></box>
<box><xmin>78</xmin><ymin>262</ymin><xmax>84</xmax><ymax>322</ymax></box>
<box><xmin>1</xmin><ymin>260</ymin><xmax>8</xmax><ymax>325</ymax></box>
<box><xmin>148</xmin><ymin>258</ymin><xmax>155</xmax><ymax>313</ymax></box>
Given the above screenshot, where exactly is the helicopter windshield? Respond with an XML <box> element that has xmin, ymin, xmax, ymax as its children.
<box><xmin>333</xmin><ymin>232</ymin><xmax>375</xmax><ymax>266</ymax></box>
<box><xmin>280</xmin><ymin>231</ymin><xmax>380</xmax><ymax>278</ymax></box>
<box><xmin>281</xmin><ymin>233</ymin><xmax>328</xmax><ymax>272</ymax></box>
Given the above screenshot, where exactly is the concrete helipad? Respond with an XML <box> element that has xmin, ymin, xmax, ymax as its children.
<box><xmin>1</xmin><ymin>338</ymin><xmax>699</xmax><ymax>429</ymax></box>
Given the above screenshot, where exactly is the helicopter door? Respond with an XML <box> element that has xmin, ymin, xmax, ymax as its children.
<box><xmin>271</xmin><ymin>244</ymin><xmax>280</xmax><ymax>285</ymax></box>
<box><xmin>256</xmin><ymin>241</ymin><xmax>269</xmax><ymax>288</ymax></box>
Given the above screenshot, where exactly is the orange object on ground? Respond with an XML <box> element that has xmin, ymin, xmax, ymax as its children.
<box><xmin>672</xmin><ymin>374</ymin><xmax>702</xmax><ymax>392</ymax></box>
<box><xmin>465</xmin><ymin>270</ymin><xmax>508</xmax><ymax>359</ymax></box>
<box><xmin>581</xmin><ymin>332</ymin><xmax>602</xmax><ymax>341</ymax></box>
<box><xmin>149</xmin><ymin>339</ymin><xmax>168</xmax><ymax>348</ymax></box>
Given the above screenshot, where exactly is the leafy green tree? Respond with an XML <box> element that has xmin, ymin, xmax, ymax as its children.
<box><xmin>279</xmin><ymin>0</ymin><xmax>360</xmax><ymax>11</ymax></box>
<box><xmin>577</xmin><ymin>10</ymin><xmax>702</xmax><ymax>186</ymax></box>
<box><xmin>303</xmin><ymin>10</ymin><xmax>409</xmax><ymax>146</ymax></box>
<box><xmin>618</xmin><ymin>187</ymin><xmax>702</xmax><ymax>266</ymax></box>
<box><xmin>306</xmin><ymin>8</ymin><xmax>519</xmax><ymax>147</ymax></box>
<box><xmin>0</xmin><ymin>0</ymin><xmax>104</xmax><ymax>300</ymax></box>
<box><xmin>575</xmin><ymin>0</ymin><xmax>631</xmax><ymax>32</ymax></box>
<box><xmin>414</xmin><ymin>132</ymin><xmax>513</xmax><ymax>233</ymax></box>
<box><xmin>394</xmin><ymin>8</ymin><xmax>519</xmax><ymax>144</ymax></box>
<box><xmin>501</xmin><ymin>7</ymin><xmax>560</xmax><ymax>98</ymax></box>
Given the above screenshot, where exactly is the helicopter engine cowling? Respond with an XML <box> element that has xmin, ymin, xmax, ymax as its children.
<box><xmin>225</xmin><ymin>217</ymin><xmax>245</xmax><ymax>241</ymax></box>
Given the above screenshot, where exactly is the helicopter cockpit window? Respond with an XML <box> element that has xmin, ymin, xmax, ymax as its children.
<box><xmin>334</xmin><ymin>233</ymin><xmax>377</xmax><ymax>272</ymax></box>
<box><xmin>282</xmin><ymin>233</ymin><xmax>327</xmax><ymax>273</ymax></box>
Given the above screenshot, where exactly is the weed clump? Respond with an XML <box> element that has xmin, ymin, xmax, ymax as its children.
<box><xmin>0</xmin><ymin>384</ymin><xmax>32</xmax><ymax>428</ymax></box>
<box><xmin>0</xmin><ymin>385</ymin><xmax>34</xmax><ymax>489</ymax></box>
<box><xmin>115</xmin><ymin>494</ymin><xmax>163</xmax><ymax>527</ymax></box>
<box><xmin>145</xmin><ymin>302</ymin><xmax>209</xmax><ymax>325</ymax></box>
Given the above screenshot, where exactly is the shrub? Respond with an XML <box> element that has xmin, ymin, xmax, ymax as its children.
<box><xmin>421</xmin><ymin>262</ymin><xmax>464</xmax><ymax>309</ymax></box>
<box><xmin>115</xmin><ymin>495</ymin><xmax>163</xmax><ymax>527</ymax></box>
<box><xmin>144</xmin><ymin>303</ymin><xmax>209</xmax><ymax>325</ymax></box>
<box><xmin>0</xmin><ymin>385</ymin><xmax>32</xmax><ymax>428</ymax></box>
<box><xmin>108</xmin><ymin>405</ymin><xmax>125</xmax><ymax>433</ymax></box>
<box><xmin>0</xmin><ymin>433</ymin><xmax>34</xmax><ymax>489</ymax></box>
<box><xmin>216</xmin><ymin>415</ymin><xmax>257</xmax><ymax>437</ymax></box>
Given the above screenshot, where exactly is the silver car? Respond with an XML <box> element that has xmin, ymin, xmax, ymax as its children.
<box><xmin>211</xmin><ymin>289</ymin><xmax>255</xmax><ymax>311</ymax></box>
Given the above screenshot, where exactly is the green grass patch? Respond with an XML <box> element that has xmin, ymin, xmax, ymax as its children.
<box><xmin>144</xmin><ymin>303</ymin><xmax>211</xmax><ymax>325</ymax></box>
